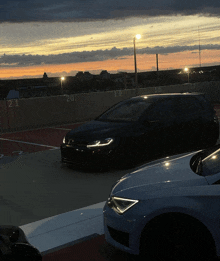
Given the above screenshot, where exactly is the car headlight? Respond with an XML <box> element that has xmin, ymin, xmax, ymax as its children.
<box><xmin>87</xmin><ymin>138</ymin><xmax>114</xmax><ymax>148</ymax></box>
<box><xmin>63</xmin><ymin>136</ymin><xmax>66</xmax><ymax>143</ymax></box>
<box><xmin>107</xmin><ymin>196</ymin><xmax>139</xmax><ymax>215</ymax></box>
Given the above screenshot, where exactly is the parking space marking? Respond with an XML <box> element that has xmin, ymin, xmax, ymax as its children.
<box><xmin>48</xmin><ymin>127</ymin><xmax>72</xmax><ymax>131</ymax></box>
<box><xmin>0</xmin><ymin>138</ymin><xmax>59</xmax><ymax>149</ymax></box>
<box><xmin>0</xmin><ymin>122</ymin><xmax>84</xmax><ymax>156</ymax></box>
<box><xmin>12</xmin><ymin>151</ymin><xmax>23</xmax><ymax>155</ymax></box>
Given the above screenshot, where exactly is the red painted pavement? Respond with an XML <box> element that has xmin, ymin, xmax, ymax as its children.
<box><xmin>0</xmin><ymin>139</ymin><xmax>51</xmax><ymax>156</ymax></box>
<box><xmin>42</xmin><ymin>235</ymin><xmax>132</xmax><ymax>261</ymax></box>
<box><xmin>0</xmin><ymin>124</ymin><xmax>82</xmax><ymax>157</ymax></box>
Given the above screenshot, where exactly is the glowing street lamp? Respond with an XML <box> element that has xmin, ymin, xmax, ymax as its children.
<box><xmin>134</xmin><ymin>34</ymin><xmax>141</xmax><ymax>95</ymax></box>
<box><xmin>184</xmin><ymin>67</ymin><xmax>189</xmax><ymax>83</ymax></box>
<box><xmin>61</xmin><ymin>77</ymin><xmax>65</xmax><ymax>93</ymax></box>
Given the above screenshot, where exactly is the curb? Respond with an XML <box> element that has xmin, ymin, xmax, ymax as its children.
<box><xmin>19</xmin><ymin>201</ymin><xmax>106</xmax><ymax>255</ymax></box>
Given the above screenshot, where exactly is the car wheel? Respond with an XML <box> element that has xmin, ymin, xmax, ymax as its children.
<box><xmin>202</xmin><ymin>125</ymin><xmax>218</xmax><ymax>148</ymax></box>
<box><xmin>140</xmin><ymin>215</ymin><xmax>216</xmax><ymax>261</ymax></box>
<box><xmin>203</xmin><ymin>137</ymin><xmax>218</xmax><ymax>149</ymax></box>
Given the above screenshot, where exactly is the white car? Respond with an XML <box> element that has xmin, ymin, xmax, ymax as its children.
<box><xmin>103</xmin><ymin>145</ymin><xmax>220</xmax><ymax>261</ymax></box>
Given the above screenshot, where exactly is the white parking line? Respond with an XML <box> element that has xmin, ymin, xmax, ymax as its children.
<box><xmin>0</xmin><ymin>138</ymin><xmax>59</xmax><ymax>149</ymax></box>
<box><xmin>49</xmin><ymin>128</ymin><xmax>72</xmax><ymax>131</ymax></box>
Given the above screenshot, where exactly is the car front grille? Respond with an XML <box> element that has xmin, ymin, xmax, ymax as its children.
<box><xmin>107</xmin><ymin>226</ymin><xmax>129</xmax><ymax>247</ymax></box>
<box><xmin>67</xmin><ymin>139</ymin><xmax>88</xmax><ymax>147</ymax></box>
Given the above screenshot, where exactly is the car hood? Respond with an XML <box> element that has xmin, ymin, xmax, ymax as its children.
<box><xmin>66</xmin><ymin>120</ymin><xmax>135</xmax><ymax>140</ymax></box>
<box><xmin>111</xmin><ymin>151</ymin><xmax>208</xmax><ymax>198</ymax></box>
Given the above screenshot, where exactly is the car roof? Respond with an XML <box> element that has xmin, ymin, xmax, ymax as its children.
<box><xmin>129</xmin><ymin>92</ymin><xmax>204</xmax><ymax>101</ymax></box>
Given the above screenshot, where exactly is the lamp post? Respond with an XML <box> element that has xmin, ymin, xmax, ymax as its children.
<box><xmin>134</xmin><ymin>34</ymin><xmax>141</xmax><ymax>96</ymax></box>
<box><xmin>184</xmin><ymin>67</ymin><xmax>189</xmax><ymax>83</ymax></box>
<box><xmin>61</xmin><ymin>77</ymin><xmax>65</xmax><ymax>94</ymax></box>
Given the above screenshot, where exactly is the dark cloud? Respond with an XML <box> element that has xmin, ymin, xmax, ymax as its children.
<box><xmin>1</xmin><ymin>44</ymin><xmax>220</xmax><ymax>67</ymax></box>
<box><xmin>0</xmin><ymin>0</ymin><xmax>220</xmax><ymax>23</ymax></box>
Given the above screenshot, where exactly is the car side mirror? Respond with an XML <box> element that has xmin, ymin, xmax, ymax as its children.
<box><xmin>3</xmin><ymin>243</ymin><xmax>42</xmax><ymax>261</ymax></box>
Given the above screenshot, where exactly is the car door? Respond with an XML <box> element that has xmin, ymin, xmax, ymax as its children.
<box><xmin>141</xmin><ymin>98</ymin><xmax>178</xmax><ymax>156</ymax></box>
<box><xmin>173</xmin><ymin>96</ymin><xmax>203</xmax><ymax>148</ymax></box>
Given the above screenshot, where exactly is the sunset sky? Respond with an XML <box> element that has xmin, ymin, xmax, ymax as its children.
<box><xmin>0</xmin><ymin>1</ymin><xmax>220</xmax><ymax>79</ymax></box>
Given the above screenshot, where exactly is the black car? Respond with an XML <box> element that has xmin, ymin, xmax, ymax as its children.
<box><xmin>0</xmin><ymin>225</ymin><xmax>42</xmax><ymax>261</ymax></box>
<box><xmin>61</xmin><ymin>93</ymin><xmax>219</xmax><ymax>169</ymax></box>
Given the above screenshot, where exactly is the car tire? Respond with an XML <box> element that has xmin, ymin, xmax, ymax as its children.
<box><xmin>203</xmin><ymin>136</ymin><xmax>218</xmax><ymax>149</ymax></box>
<box><xmin>139</xmin><ymin>216</ymin><xmax>216</xmax><ymax>261</ymax></box>
<box><xmin>202</xmin><ymin>125</ymin><xmax>219</xmax><ymax>148</ymax></box>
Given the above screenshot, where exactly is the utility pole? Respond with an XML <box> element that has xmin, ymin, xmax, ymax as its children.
<box><xmin>156</xmin><ymin>54</ymin><xmax>159</xmax><ymax>71</ymax></box>
<box><xmin>133</xmin><ymin>34</ymin><xmax>141</xmax><ymax>96</ymax></box>
<box><xmin>198</xmin><ymin>26</ymin><xmax>201</xmax><ymax>67</ymax></box>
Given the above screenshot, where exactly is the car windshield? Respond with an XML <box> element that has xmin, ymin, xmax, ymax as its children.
<box><xmin>190</xmin><ymin>145</ymin><xmax>220</xmax><ymax>176</ymax></box>
<box><xmin>96</xmin><ymin>99</ymin><xmax>152</xmax><ymax>122</ymax></box>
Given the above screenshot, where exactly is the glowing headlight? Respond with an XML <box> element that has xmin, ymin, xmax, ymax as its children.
<box><xmin>107</xmin><ymin>196</ymin><xmax>139</xmax><ymax>215</ymax></box>
<box><xmin>87</xmin><ymin>138</ymin><xmax>114</xmax><ymax>148</ymax></box>
<box><xmin>63</xmin><ymin>137</ymin><xmax>66</xmax><ymax>143</ymax></box>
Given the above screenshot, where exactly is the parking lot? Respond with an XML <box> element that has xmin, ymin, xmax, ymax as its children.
<box><xmin>0</xmin><ymin>122</ymin><xmax>143</xmax><ymax>260</ymax></box>
<box><xmin>0</xmin><ymin>123</ymin><xmax>137</xmax><ymax>226</ymax></box>
<box><xmin>1</xmin><ymin>106</ymin><xmax>220</xmax><ymax>260</ymax></box>
<box><xmin>1</xmin><ymin>108</ymin><xmax>220</xmax><ymax>226</ymax></box>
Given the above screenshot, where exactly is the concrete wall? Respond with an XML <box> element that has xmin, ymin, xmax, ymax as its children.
<box><xmin>1</xmin><ymin>81</ymin><xmax>220</xmax><ymax>132</ymax></box>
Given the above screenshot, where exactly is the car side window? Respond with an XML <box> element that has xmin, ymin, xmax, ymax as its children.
<box><xmin>98</xmin><ymin>100</ymin><xmax>152</xmax><ymax>121</ymax></box>
<box><xmin>196</xmin><ymin>95</ymin><xmax>212</xmax><ymax>110</ymax></box>
<box><xmin>174</xmin><ymin>97</ymin><xmax>203</xmax><ymax>115</ymax></box>
<box><xmin>147</xmin><ymin>99</ymin><xmax>176</xmax><ymax>121</ymax></box>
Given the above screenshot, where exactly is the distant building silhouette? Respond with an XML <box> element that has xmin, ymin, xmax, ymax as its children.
<box><xmin>100</xmin><ymin>70</ymin><xmax>110</xmax><ymax>79</ymax></box>
<box><xmin>75</xmin><ymin>71</ymin><xmax>84</xmax><ymax>80</ymax></box>
<box><xmin>83</xmin><ymin>71</ymin><xmax>93</xmax><ymax>80</ymax></box>
<box><xmin>75</xmin><ymin>71</ymin><xmax>93</xmax><ymax>81</ymax></box>
<box><xmin>43</xmin><ymin>72</ymin><xmax>48</xmax><ymax>79</ymax></box>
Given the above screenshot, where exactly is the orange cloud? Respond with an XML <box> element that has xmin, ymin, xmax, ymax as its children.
<box><xmin>1</xmin><ymin>50</ymin><xmax>220</xmax><ymax>79</ymax></box>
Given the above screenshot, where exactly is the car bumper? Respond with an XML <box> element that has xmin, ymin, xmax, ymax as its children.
<box><xmin>103</xmin><ymin>201</ymin><xmax>144</xmax><ymax>255</ymax></box>
<box><xmin>60</xmin><ymin>144</ymin><xmax>117</xmax><ymax>167</ymax></box>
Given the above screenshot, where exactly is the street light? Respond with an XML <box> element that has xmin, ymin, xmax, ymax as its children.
<box><xmin>61</xmin><ymin>77</ymin><xmax>65</xmax><ymax>93</ymax></box>
<box><xmin>134</xmin><ymin>34</ymin><xmax>141</xmax><ymax>96</ymax></box>
<box><xmin>184</xmin><ymin>67</ymin><xmax>189</xmax><ymax>83</ymax></box>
